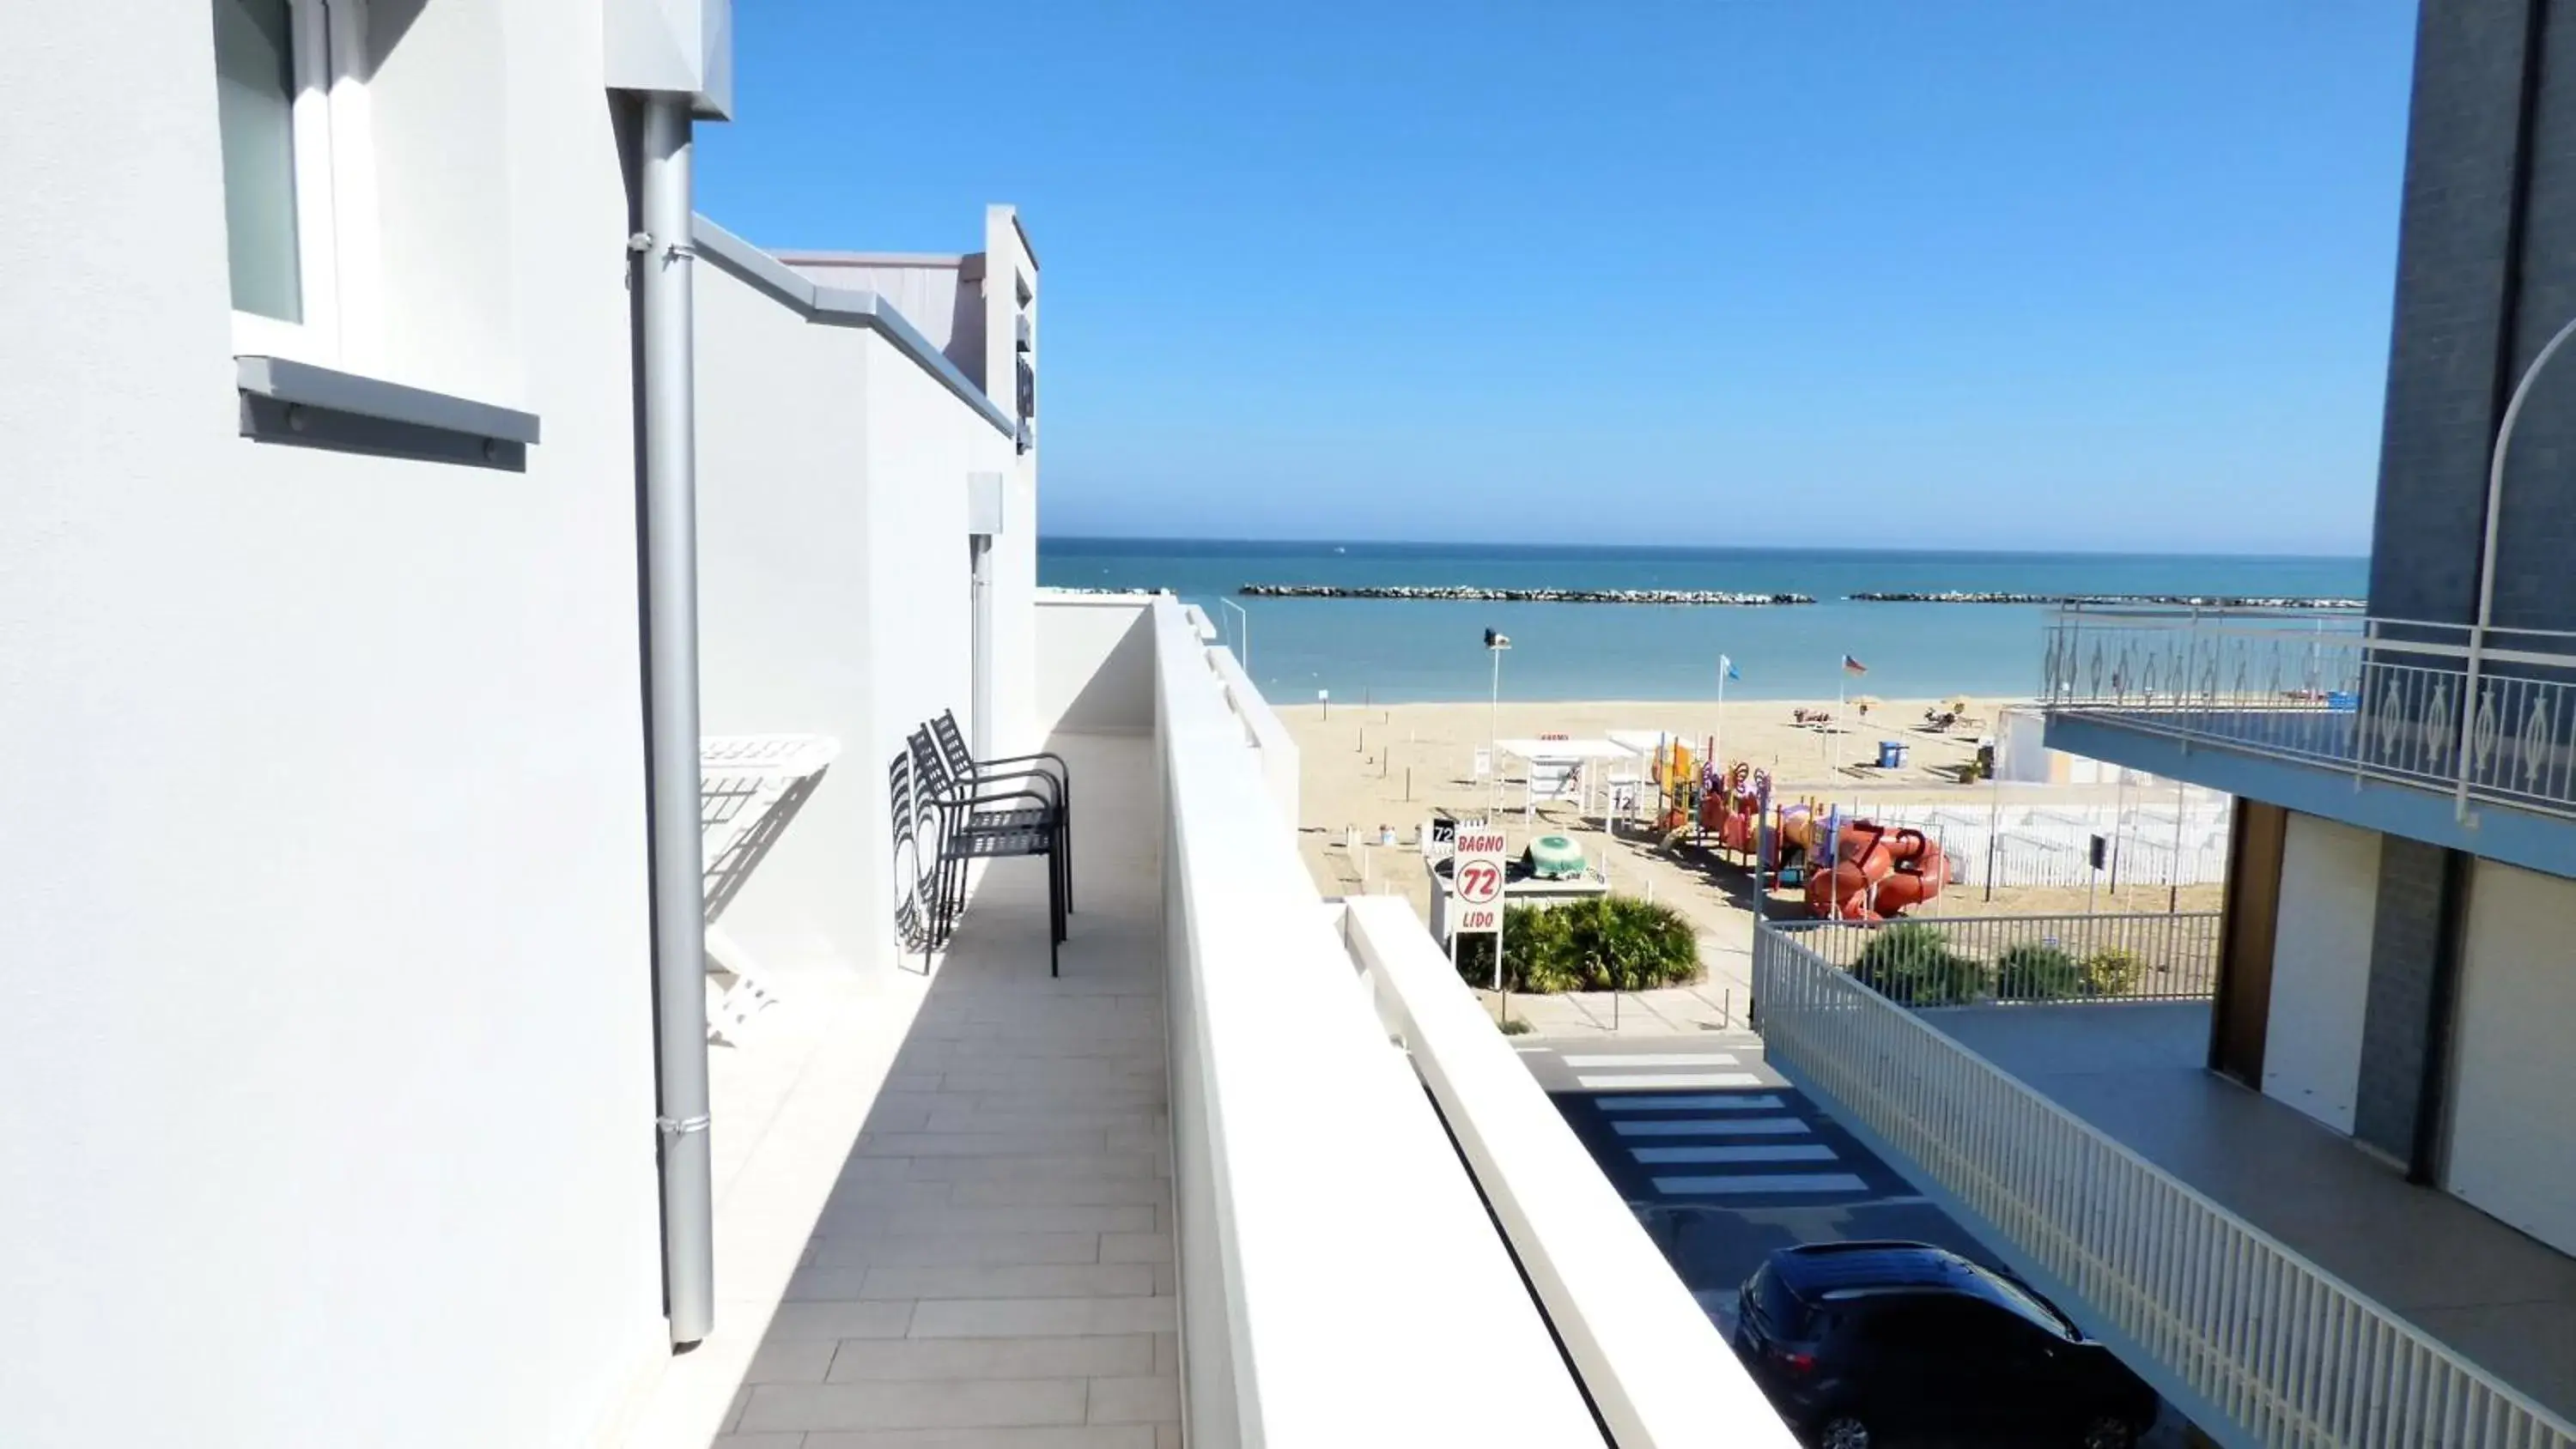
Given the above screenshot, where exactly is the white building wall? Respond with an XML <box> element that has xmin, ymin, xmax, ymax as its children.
<box><xmin>2262</xmin><ymin>814</ymin><xmax>2381</xmax><ymax>1135</ymax></box>
<box><xmin>2448</xmin><ymin>858</ymin><xmax>2576</xmax><ymax>1258</ymax></box>
<box><xmin>695</xmin><ymin>266</ymin><xmax>880</xmax><ymax>973</ymax></box>
<box><xmin>992</xmin><ymin>468</ymin><xmax>1043</xmax><ymax>753</ymax></box>
<box><xmin>0</xmin><ymin>9</ymin><xmax>665</xmax><ymax>1446</ymax></box>
<box><xmin>695</xmin><ymin>240</ymin><xmax>1024</xmax><ymax>978</ymax></box>
<box><xmin>859</xmin><ymin>335</ymin><xmax>980</xmax><ymax>955</ymax></box>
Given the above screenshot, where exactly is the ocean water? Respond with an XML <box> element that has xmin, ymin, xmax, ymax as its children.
<box><xmin>1038</xmin><ymin>539</ymin><xmax>2370</xmax><ymax>704</ymax></box>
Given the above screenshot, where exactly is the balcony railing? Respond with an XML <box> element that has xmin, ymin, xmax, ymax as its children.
<box><xmin>2041</xmin><ymin>606</ymin><xmax>2576</xmax><ymax>822</ymax></box>
<box><xmin>1778</xmin><ymin>911</ymin><xmax>2219</xmax><ymax>1008</ymax></box>
<box><xmin>1753</xmin><ymin>919</ymin><xmax>2576</xmax><ymax>1449</ymax></box>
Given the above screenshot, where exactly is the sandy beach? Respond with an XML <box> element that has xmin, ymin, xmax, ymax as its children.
<box><xmin>1279</xmin><ymin>696</ymin><xmax>2226</xmax><ymax>1009</ymax></box>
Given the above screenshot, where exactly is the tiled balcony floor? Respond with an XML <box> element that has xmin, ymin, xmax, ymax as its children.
<box><xmin>1925</xmin><ymin>1001</ymin><xmax>2576</xmax><ymax>1425</ymax></box>
<box><xmin>628</xmin><ymin>733</ymin><xmax>1177</xmax><ymax>1449</ymax></box>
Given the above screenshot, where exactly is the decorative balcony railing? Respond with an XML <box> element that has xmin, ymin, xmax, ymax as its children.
<box><xmin>2041</xmin><ymin>606</ymin><xmax>2576</xmax><ymax>822</ymax></box>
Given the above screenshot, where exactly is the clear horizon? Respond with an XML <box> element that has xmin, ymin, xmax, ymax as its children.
<box><xmin>1037</xmin><ymin>533</ymin><xmax>2372</xmax><ymax>561</ymax></box>
<box><xmin>706</xmin><ymin>3</ymin><xmax>2418</xmax><ymax>556</ymax></box>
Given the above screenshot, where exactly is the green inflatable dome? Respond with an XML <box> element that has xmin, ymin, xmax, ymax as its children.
<box><xmin>1526</xmin><ymin>834</ymin><xmax>1586</xmax><ymax>880</ymax></box>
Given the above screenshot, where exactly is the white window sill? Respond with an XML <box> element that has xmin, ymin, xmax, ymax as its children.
<box><xmin>235</xmin><ymin>355</ymin><xmax>541</xmax><ymax>470</ymax></box>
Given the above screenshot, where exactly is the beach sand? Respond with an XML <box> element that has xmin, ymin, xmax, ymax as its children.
<box><xmin>1279</xmin><ymin>696</ymin><xmax>2226</xmax><ymax>1009</ymax></box>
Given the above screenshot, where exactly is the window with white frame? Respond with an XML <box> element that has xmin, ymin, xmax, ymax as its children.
<box><xmin>212</xmin><ymin>0</ymin><xmax>372</xmax><ymax>364</ymax></box>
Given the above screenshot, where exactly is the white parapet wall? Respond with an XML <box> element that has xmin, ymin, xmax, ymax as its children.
<box><xmin>1036</xmin><ymin>591</ymin><xmax>1159</xmax><ymax>736</ymax></box>
<box><xmin>1344</xmin><ymin>894</ymin><xmax>1802</xmax><ymax>1449</ymax></box>
<box><xmin>1145</xmin><ymin>595</ymin><xmax>1606</xmax><ymax>1446</ymax></box>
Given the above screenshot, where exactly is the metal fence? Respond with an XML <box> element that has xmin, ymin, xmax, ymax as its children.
<box><xmin>2043</xmin><ymin>606</ymin><xmax>2576</xmax><ymax>822</ymax></box>
<box><xmin>1779</xmin><ymin>911</ymin><xmax>2221</xmax><ymax>1006</ymax></box>
<box><xmin>1753</xmin><ymin>921</ymin><xmax>2576</xmax><ymax>1449</ymax></box>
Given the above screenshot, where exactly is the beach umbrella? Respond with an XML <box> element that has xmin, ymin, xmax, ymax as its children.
<box><xmin>1849</xmin><ymin>694</ymin><xmax>1883</xmax><ymax>709</ymax></box>
<box><xmin>1941</xmin><ymin>694</ymin><xmax>1974</xmax><ymax>715</ymax></box>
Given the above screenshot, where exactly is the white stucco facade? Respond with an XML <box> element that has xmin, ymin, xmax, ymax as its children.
<box><xmin>693</xmin><ymin>219</ymin><xmax>1039</xmax><ymax>979</ymax></box>
<box><xmin>0</xmin><ymin>3</ymin><xmax>1050</xmax><ymax>1442</ymax></box>
<box><xmin>1</xmin><ymin>5</ymin><xmax>668</xmax><ymax>1445</ymax></box>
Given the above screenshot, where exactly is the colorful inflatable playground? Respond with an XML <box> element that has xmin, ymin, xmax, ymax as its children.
<box><xmin>1647</xmin><ymin>745</ymin><xmax>1955</xmax><ymax>921</ymax></box>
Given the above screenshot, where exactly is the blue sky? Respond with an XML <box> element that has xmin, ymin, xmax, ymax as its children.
<box><xmin>699</xmin><ymin>3</ymin><xmax>2419</xmax><ymax>555</ymax></box>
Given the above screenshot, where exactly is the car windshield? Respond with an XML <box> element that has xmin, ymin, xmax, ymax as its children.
<box><xmin>1970</xmin><ymin>1264</ymin><xmax>2081</xmax><ymax>1341</ymax></box>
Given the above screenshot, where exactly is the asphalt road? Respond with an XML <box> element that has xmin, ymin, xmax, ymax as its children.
<box><xmin>1514</xmin><ymin>1033</ymin><xmax>2010</xmax><ymax>1335</ymax></box>
<box><xmin>1517</xmin><ymin>1034</ymin><xmax>2192</xmax><ymax>1447</ymax></box>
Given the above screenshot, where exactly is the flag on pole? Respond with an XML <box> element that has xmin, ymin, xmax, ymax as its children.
<box><xmin>1842</xmin><ymin>654</ymin><xmax>1868</xmax><ymax>676</ymax></box>
<box><xmin>1721</xmin><ymin>654</ymin><xmax>1741</xmax><ymax>681</ymax></box>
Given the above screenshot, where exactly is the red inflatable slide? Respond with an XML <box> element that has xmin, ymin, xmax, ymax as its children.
<box><xmin>1805</xmin><ymin>818</ymin><xmax>1952</xmax><ymax>920</ymax></box>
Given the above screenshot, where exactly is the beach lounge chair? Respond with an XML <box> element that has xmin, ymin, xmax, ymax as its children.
<box><xmin>907</xmin><ymin>726</ymin><xmax>1066</xmax><ymax>976</ymax></box>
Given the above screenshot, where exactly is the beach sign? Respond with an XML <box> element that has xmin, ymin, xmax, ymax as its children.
<box><xmin>1424</xmin><ymin>815</ymin><xmax>1456</xmax><ymax>862</ymax></box>
<box><xmin>1452</xmin><ymin>819</ymin><xmax>1508</xmax><ymax>935</ymax></box>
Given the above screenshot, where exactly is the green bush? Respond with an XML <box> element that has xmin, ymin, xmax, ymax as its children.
<box><xmin>1455</xmin><ymin>896</ymin><xmax>1700</xmax><ymax>994</ymax></box>
<box><xmin>1850</xmin><ymin>923</ymin><xmax>1989</xmax><ymax>1006</ymax></box>
<box><xmin>1994</xmin><ymin>942</ymin><xmax>2081</xmax><ymax>1001</ymax></box>
<box><xmin>1498</xmin><ymin>1016</ymin><xmax>1534</xmax><ymax>1035</ymax></box>
<box><xmin>2081</xmin><ymin>946</ymin><xmax>2144</xmax><ymax>998</ymax></box>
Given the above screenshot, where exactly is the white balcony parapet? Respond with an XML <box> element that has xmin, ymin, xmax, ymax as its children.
<box><xmin>1753</xmin><ymin>918</ymin><xmax>2576</xmax><ymax>1449</ymax></box>
<box><xmin>1148</xmin><ymin>595</ymin><xmax>1602</xmax><ymax>1447</ymax></box>
<box><xmin>2041</xmin><ymin>605</ymin><xmax>2576</xmax><ymax>822</ymax></box>
<box><xmin>1345</xmin><ymin>894</ymin><xmax>1802</xmax><ymax>1449</ymax></box>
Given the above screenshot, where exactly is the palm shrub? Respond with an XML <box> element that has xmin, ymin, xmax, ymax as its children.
<box><xmin>1455</xmin><ymin>896</ymin><xmax>1699</xmax><ymax>993</ymax></box>
<box><xmin>2081</xmin><ymin>946</ymin><xmax>2145</xmax><ymax>998</ymax></box>
<box><xmin>1850</xmin><ymin>922</ymin><xmax>1989</xmax><ymax>1006</ymax></box>
<box><xmin>1994</xmin><ymin>942</ymin><xmax>2081</xmax><ymax>1001</ymax></box>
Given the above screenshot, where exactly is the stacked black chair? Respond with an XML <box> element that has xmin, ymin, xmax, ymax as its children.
<box><xmin>906</xmin><ymin>726</ymin><xmax>1066</xmax><ymax>976</ymax></box>
<box><xmin>888</xmin><ymin>755</ymin><xmax>941</xmax><ymax>973</ymax></box>
<box><xmin>931</xmin><ymin>709</ymin><xmax>1074</xmax><ymax>911</ymax></box>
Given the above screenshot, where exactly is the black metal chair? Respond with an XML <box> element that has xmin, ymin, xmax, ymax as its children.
<box><xmin>908</xmin><ymin>727</ymin><xmax>1066</xmax><ymax>976</ymax></box>
<box><xmin>931</xmin><ymin>709</ymin><xmax>1073</xmax><ymax>911</ymax></box>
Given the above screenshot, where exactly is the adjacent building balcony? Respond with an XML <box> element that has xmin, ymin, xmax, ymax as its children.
<box><xmin>2040</xmin><ymin>608</ymin><xmax>2576</xmax><ymax>874</ymax></box>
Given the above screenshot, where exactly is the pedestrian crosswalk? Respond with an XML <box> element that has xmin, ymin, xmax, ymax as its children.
<box><xmin>1575</xmin><ymin>1072</ymin><xmax>1762</xmax><ymax>1089</ymax></box>
<box><xmin>1518</xmin><ymin>1038</ymin><xmax>1892</xmax><ymax>1206</ymax></box>
<box><xmin>1612</xmin><ymin>1117</ymin><xmax>1812</xmax><ymax>1137</ymax></box>
<box><xmin>1595</xmin><ymin>1094</ymin><xmax>1783</xmax><ymax>1113</ymax></box>
<box><xmin>1631</xmin><ymin>1143</ymin><xmax>1838</xmax><ymax>1164</ymax></box>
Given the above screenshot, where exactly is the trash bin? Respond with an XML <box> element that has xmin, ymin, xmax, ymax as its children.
<box><xmin>1877</xmin><ymin>740</ymin><xmax>1907</xmax><ymax>769</ymax></box>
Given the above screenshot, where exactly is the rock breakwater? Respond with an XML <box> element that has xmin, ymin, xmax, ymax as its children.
<box><xmin>1848</xmin><ymin>591</ymin><xmax>2365</xmax><ymax>609</ymax></box>
<box><xmin>1236</xmin><ymin>584</ymin><xmax>1814</xmax><ymax>605</ymax></box>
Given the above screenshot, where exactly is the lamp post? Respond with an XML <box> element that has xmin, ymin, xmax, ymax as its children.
<box><xmin>1219</xmin><ymin>598</ymin><xmax>1250</xmax><ymax>674</ymax></box>
<box><xmin>2458</xmin><ymin>311</ymin><xmax>2576</xmax><ymax>822</ymax></box>
<box><xmin>1486</xmin><ymin>628</ymin><xmax>1511</xmax><ymax>810</ymax></box>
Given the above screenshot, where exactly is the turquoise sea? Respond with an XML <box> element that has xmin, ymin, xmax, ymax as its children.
<box><xmin>1037</xmin><ymin>539</ymin><xmax>2370</xmax><ymax>704</ymax></box>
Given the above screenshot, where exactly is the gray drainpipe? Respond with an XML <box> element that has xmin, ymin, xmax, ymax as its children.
<box><xmin>638</xmin><ymin>94</ymin><xmax>715</xmax><ymax>1349</ymax></box>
